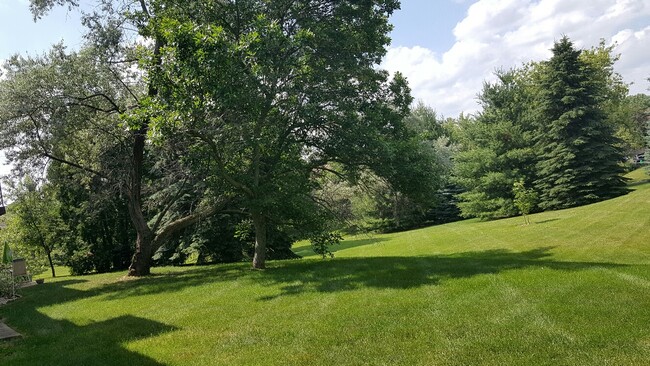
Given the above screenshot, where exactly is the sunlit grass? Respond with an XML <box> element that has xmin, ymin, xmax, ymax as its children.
<box><xmin>32</xmin><ymin>265</ymin><xmax>71</xmax><ymax>280</ymax></box>
<box><xmin>1</xmin><ymin>171</ymin><xmax>649</xmax><ymax>365</ymax></box>
<box><xmin>626</xmin><ymin>164</ymin><xmax>649</xmax><ymax>184</ymax></box>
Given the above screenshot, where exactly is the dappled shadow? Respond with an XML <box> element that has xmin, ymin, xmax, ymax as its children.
<box><xmin>332</xmin><ymin>236</ymin><xmax>389</xmax><ymax>252</ymax></box>
<box><xmin>292</xmin><ymin>236</ymin><xmax>389</xmax><ymax>256</ymax></box>
<box><xmin>257</xmin><ymin>247</ymin><xmax>625</xmax><ymax>301</ymax></box>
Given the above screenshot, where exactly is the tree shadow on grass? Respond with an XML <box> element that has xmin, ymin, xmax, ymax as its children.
<box><xmin>14</xmin><ymin>246</ymin><xmax>625</xmax><ymax>305</ymax></box>
<box><xmin>0</xmin><ymin>246</ymin><xmax>629</xmax><ymax>363</ymax></box>
<box><xmin>292</xmin><ymin>236</ymin><xmax>389</xmax><ymax>256</ymax></box>
<box><xmin>534</xmin><ymin>218</ymin><xmax>560</xmax><ymax>224</ymax></box>
<box><xmin>95</xmin><ymin>264</ymin><xmax>247</xmax><ymax>301</ymax></box>
<box><xmin>332</xmin><ymin>236</ymin><xmax>389</xmax><ymax>252</ymax></box>
<box><xmin>257</xmin><ymin>246</ymin><xmax>625</xmax><ymax>301</ymax></box>
<box><xmin>1</xmin><ymin>281</ymin><xmax>176</xmax><ymax>365</ymax></box>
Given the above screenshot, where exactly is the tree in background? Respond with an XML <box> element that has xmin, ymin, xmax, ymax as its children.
<box><xmin>534</xmin><ymin>37</ymin><xmax>628</xmax><ymax>210</ymax></box>
<box><xmin>453</xmin><ymin>69</ymin><xmax>537</xmax><ymax>220</ymax></box>
<box><xmin>612</xmin><ymin>94</ymin><xmax>650</xmax><ymax>159</ymax></box>
<box><xmin>48</xmin><ymin>162</ymin><xmax>135</xmax><ymax>275</ymax></box>
<box><xmin>9</xmin><ymin>177</ymin><xmax>70</xmax><ymax>278</ymax></box>
<box><xmin>396</xmin><ymin>103</ymin><xmax>460</xmax><ymax>228</ymax></box>
<box><xmin>1</xmin><ymin>211</ymin><xmax>50</xmax><ymax>278</ymax></box>
<box><xmin>312</xmin><ymin>103</ymin><xmax>453</xmax><ymax>234</ymax></box>
<box><xmin>579</xmin><ymin>41</ymin><xmax>647</xmax><ymax>162</ymax></box>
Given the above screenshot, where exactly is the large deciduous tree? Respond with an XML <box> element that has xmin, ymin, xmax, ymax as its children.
<box><xmin>147</xmin><ymin>0</ymin><xmax>412</xmax><ymax>268</ymax></box>
<box><xmin>0</xmin><ymin>1</ymin><xmax>232</xmax><ymax>276</ymax></box>
<box><xmin>5</xmin><ymin>0</ymin><xmax>420</xmax><ymax>274</ymax></box>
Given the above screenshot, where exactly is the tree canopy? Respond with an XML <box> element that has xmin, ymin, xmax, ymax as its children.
<box><xmin>1</xmin><ymin>0</ymin><xmax>428</xmax><ymax>273</ymax></box>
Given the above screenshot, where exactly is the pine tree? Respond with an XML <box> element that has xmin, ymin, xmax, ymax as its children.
<box><xmin>534</xmin><ymin>37</ymin><xmax>628</xmax><ymax>210</ymax></box>
<box><xmin>453</xmin><ymin>69</ymin><xmax>537</xmax><ymax>220</ymax></box>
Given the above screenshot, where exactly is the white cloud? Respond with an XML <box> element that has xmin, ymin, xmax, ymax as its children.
<box><xmin>382</xmin><ymin>0</ymin><xmax>650</xmax><ymax>117</ymax></box>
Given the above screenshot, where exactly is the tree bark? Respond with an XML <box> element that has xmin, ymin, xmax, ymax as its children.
<box><xmin>128</xmin><ymin>227</ymin><xmax>154</xmax><ymax>276</ymax></box>
<box><xmin>126</xmin><ymin>114</ymin><xmax>154</xmax><ymax>276</ymax></box>
<box><xmin>126</xmin><ymin>32</ymin><xmax>162</xmax><ymax>277</ymax></box>
<box><xmin>151</xmin><ymin>206</ymin><xmax>219</xmax><ymax>252</ymax></box>
<box><xmin>46</xmin><ymin>249</ymin><xmax>56</xmax><ymax>278</ymax></box>
<box><xmin>252</xmin><ymin>211</ymin><xmax>267</xmax><ymax>269</ymax></box>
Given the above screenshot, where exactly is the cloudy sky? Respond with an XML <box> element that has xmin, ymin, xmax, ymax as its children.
<box><xmin>385</xmin><ymin>0</ymin><xmax>650</xmax><ymax>117</ymax></box>
<box><xmin>1</xmin><ymin>0</ymin><xmax>649</xmax><ymax>175</ymax></box>
<box><xmin>0</xmin><ymin>0</ymin><xmax>648</xmax><ymax>115</ymax></box>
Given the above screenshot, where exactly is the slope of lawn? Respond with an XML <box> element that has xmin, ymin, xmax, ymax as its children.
<box><xmin>1</xmin><ymin>171</ymin><xmax>649</xmax><ymax>365</ymax></box>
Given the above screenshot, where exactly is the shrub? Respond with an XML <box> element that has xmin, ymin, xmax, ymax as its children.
<box><xmin>67</xmin><ymin>250</ymin><xmax>96</xmax><ymax>275</ymax></box>
<box><xmin>310</xmin><ymin>232</ymin><xmax>343</xmax><ymax>259</ymax></box>
<box><xmin>0</xmin><ymin>266</ymin><xmax>15</xmax><ymax>298</ymax></box>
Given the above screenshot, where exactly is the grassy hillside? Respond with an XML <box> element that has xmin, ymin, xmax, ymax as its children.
<box><xmin>1</xmin><ymin>173</ymin><xmax>649</xmax><ymax>365</ymax></box>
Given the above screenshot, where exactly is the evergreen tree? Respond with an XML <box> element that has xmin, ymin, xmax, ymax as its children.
<box><xmin>534</xmin><ymin>37</ymin><xmax>628</xmax><ymax>210</ymax></box>
<box><xmin>453</xmin><ymin>69</ymin><xmax>537</xmax><ymax>220</ymax></box>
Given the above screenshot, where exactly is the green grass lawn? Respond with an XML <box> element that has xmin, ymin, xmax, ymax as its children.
<box><xmin>2</xmin><ymin>172</ymin><xmax>649</xmax><ymax>365</ymax></box>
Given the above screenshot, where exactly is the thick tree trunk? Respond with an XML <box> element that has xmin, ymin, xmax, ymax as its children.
<box><xmin>252</xmin><ymin>211</ymin><xmax>267</xmax><ymax>269</ymax></box>
<box><xmin>127</xmin><ymin>125</ymin><xmax>155</xmax><ymax>277</ymax></box>
<box><xmin>126</xmin><ymin>34</ymin><xmax>162</xmax><ymax>277</ymax></box>
<box><xmin>128</xmin><ymin>229</ymin><xmax>154</xmax><ymax>276</ymax></box>
<box><xmin>46</xmin><ymin>250</ymin><xmax>56</xmax><ymax>278</ymax></box>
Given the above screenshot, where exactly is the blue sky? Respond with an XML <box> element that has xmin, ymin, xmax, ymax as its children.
<box><xmin>0</xmin><ymin>1</ymin><xmax>469</xmax><ymax>58</ymax></box>
<box><xmin>390</xmin><ymin>1</ymin><xmax>470</xmax><ymax>53</ymax></box>
<box><xmin>2</xmin><ymin>0</ymin><xmax>648</xmax><ymax>116</ymax></box>
<box><xmin>1</xmin><ymin>0</ymin><xmax>650</xmax><ymax>175</ymax></box>
<box><xmin>0</xmin><ymin>1</ymin><xmax>85</xmax><ymax>59</ymax></box>
<box><xmin>382</xmin><ymin>0</ymin><xmax>649</xmax><ymax>116</ymax></box>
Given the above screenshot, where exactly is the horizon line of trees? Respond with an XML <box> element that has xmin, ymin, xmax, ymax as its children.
<box><xmin>0</xmin><ymin>1</ymin><xmax>648</xmax><ymax>277</ymax></box>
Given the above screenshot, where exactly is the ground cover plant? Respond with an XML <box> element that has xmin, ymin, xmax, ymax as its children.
<box><xmin>1</xmin><ymin>171</ymin><xmax>649</xmax><ymax>365</ymax></box>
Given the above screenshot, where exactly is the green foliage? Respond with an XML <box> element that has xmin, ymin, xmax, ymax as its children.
<box><xmin>454</xmin><ymin>69</ymin><xmax>536</xmax><ymax>220</ymax></box>
<box><xmin>309</xmin><ymin>231</ymin><xmax>343</xmax><ymax>259</ymax></box>
<box><xmin>534</xmin><ymin>37</ymin><xmax>629</xmax><ymax>210</ymax></box>
<box><xmin>144</xmin><ymin>0</ymin><xmax>414</xmax><ymax>267</ymax></box>
<box><xmin>8</xmin><ymin>177</ymin><xmax>71</xmax><ymax>277</ymax></box>
<box><xmin>49</xmin><ymin>163</ymin><xmax>134</xmax><ymax>274</ymax></box>
<box><xmin>67</xmin><ymin>249</ymin><xmax>96</xmax><ymax>276</ymax></box>
<box><xmin>2</xmin><ymin>180</ymin><xmax>649</xmax><ymax>365</ymax></box>
<box><xmin>579</xmin><ymin>42</ymin><xmax>643</xmax><ymax>156</ymax></box>
<box><xmin>0</xmin><ymin>214</ymin><xmax>47</xmax><ymax>276</ymax></box>
<box><xmin>512</xmin><ymin>179</ymin><xmax>538</xmax><ymax>225</ymax></box>
<box><xmin>312</xmin><ymin>103</ymin><xmax>456</xmax><ymax>234</ymax></box>
<box><xmin>0</xmin><ymin>250</ymin><xmax>14</xmax><ymax>299</ymax></box>
<box><xmin>0</xmin><ymin>265</ymin><xmax>14</xmax><ymax>298</ymax></box>
<box><xmin>154</xmin><ymin>215</ymin><xmax>301</xmax><ymax>266</ymax></box>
